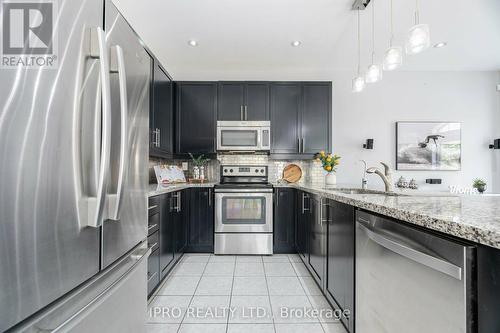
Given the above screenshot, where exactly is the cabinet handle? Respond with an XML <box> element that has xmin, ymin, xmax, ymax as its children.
<box><xmin>177</xmin><ymin>192</ymin><xmax>181</xmax><ymax>212</ymax></box>
<box><xmin>301</xmin><ymin>138</ymin><xmax>305</xmax><ymax>153</ymax></box>
<box><xmin>302</xmin><ymin>193</ymin><xmax>310</xmax><ymax>213</ymax></box>
<box><xmin>208</xmin><ymin>188</ymin><xmax>212</xmax><ymax>206</ymax></box>
<box><xmin>148</xmin><ymin>224</ymin><xmax>158</xmax><ymax>231</ymax></box>
<box><xmin>245</xmin><ymin>106</ymin><xmax>248</xmax><ymax>120</ymax></box>
<box><xmin>297</xmin><ymin>138</ymin><xmax>301</xmax><ymax>152</ymax></box>
<box><xmin>157</xmin><ymin>129</ymin><xmax>161</xmax><ymax>147</ymax></box>
<box><xmin>240</xmin><ymin>106</ymin><xmax>244</xmax><ymax>120</ymax></box>
<box><xmin>148</xmin><ymin>205</ymin><xmax>158</xmax><ymax>210</ymax></box>
<box><xmin>276</xmin><ymin>189</ymin><xmax>279</xmax><ymax>207</ymax></box>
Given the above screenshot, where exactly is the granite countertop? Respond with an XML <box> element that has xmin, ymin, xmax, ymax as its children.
<box><xmin>148</xmin><ymin>182</ymin><xmax>216</xmax><ymax>197</ymax></box>
<box><xmin>149</xmin><ymin>181</ymin><xmax>500</xmax><ymax>249</ymax></box>
<box><xmin>275</xmin><ymin>182</ymin><xmax>500</xmax><ymax>249</ymax></box>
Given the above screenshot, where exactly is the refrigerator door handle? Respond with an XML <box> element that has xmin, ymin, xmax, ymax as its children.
<box><xmin>79</xmin><ymin>26</ymin><xmax>112</xmax><ymax>228</ymax></box>
<box><xmin>108</xmin><ymin>45</ymin><xmax>128</xmax><ymax>221</ymax></box>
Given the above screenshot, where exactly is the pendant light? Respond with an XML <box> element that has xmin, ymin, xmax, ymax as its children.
<box><xmin>352</xmin><ymin>9</ymin><xmax>365</xmax><ymax>93</ymax></box>
<box><xmin>365</xmin><ymin>1</ymin><xmax>382</xmax><ymax>83</ymax></box>
<box><xmin>405</xmin><ymin>0</ymin><xmax>430</xmax><ymax>55</ymax></box>
<box><xmin>383</xmin><ymin>0</ymin><xmax>403</xmax><ymax>70</ymax></box>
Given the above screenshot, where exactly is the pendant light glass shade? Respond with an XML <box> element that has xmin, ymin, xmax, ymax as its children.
<box><xmin>365</xmin><ymin>64</ymin><xmax>382</xmax><ymax>83</ymax></box>
<box><xmin>352</xmin><ymin>76</ymin><xmax>366</xmax><ymax>93</ymax></box>
<box><xmin>383</xmin><ymin>0</ymin><xmax>403</xmax><ymax>71</ymax></box>
<box><xmin>405</xmin><ymin>23</ymin><xmax>430</xmax><ymax>55</ymax></box>
<box><xmin>352</xmin><ymin>9</ymin><xmax>365</xmax><ymax>93</ymax></box>
<box><xmin>383</xmin><ymin>46</ymin><xmax>403</xmax><ymax>70</ymax></box>
<box><xmin>366</xmin><ymin>1</ymin><xmax>382</xmax><ymax>83</ymax></box>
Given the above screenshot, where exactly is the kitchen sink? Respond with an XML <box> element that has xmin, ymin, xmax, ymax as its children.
<box><xmin>331</xmin><ymin>189</ymin><xmax>405</xmax><ymax>196</ymax></box>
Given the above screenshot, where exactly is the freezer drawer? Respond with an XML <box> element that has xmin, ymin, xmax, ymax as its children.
<box><xmin>11</xmin><ymin>244</ymin><xmax>150</xmax><ymax>333</ymax></box>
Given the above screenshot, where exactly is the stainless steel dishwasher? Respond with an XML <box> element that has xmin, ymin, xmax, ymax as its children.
<box><xmin>356</xmin><ymin>211</ymin><xmax>476</xmax><ymax>333</ymax></box>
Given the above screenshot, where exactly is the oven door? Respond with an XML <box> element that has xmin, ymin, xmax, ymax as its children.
<box><xmin>215</xmin><ymin>191</ymin><xmax>273</xmax><ymax>233</ymax></box>
<box><xmin>217</xmin><ymin>126</ymin><xmax>263</xmax><ymax>151</ymax></box>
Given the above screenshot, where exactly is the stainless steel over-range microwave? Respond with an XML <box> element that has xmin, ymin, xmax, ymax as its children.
<box><xmin>216</xmin><ymin>121</ymin><xmax>271</xmax><ymax>152</ymax></box>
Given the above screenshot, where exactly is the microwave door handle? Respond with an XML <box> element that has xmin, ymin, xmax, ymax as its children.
<box><xmin>357</xmin><ymin>222</ymin><xmax>462</xmax><ymax>280</ymax></box>
<box><xmin>108</xmin><ymin>45</ymin><xmax>128</xmax><ymax>221</ymax></box>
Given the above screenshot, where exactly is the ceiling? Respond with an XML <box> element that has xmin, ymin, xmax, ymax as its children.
<box><xmin>113</xmin><ymin>0</ymin><xmax>500</xmax><ymax>80</ymax></box>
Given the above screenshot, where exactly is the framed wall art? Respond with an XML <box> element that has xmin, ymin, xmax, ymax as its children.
<box><xmin>396</xmin><ymin>122</ymin><xmax>461</xmax><ymax>171</ymax></box>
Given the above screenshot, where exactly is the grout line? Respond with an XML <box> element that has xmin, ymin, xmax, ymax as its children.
<box><xmin>226</xmin><ymin>262</ymin><xmax>236</xmax><ymax>333</ymax></box>
<box><xmin>261</xmin><ymin>257</ymin><xmax>277</xmax><ymax>333</ymax></box>
<box><xmin>177</xmin><ymin>260</ymin><xmax>209</xmax><ymax>332</ymax></box>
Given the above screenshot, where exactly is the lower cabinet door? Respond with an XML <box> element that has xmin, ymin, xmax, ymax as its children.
<box><xmin>160</xmin><ymin>193</ymin><xmax>175</xmax><ymax>277</ymax></box>
<box><xmin>296</xmin><ymin>191</ymin><xmax>308</xmax><ymax>260</ymax></box>
<box><xmin>147</xmin><ymin>249</ymin><xmax>160</xmax><ymax>296</ymax></box>
<box><xmin>308</xmin><ymin>195</ymin><xmax>326</xmax><ymax>287</ymax></box>
<box><xmin>174</xmin><ymin>190</ymin><xmax>189</xmax><ymax>260</ymax></box>
<box><xmin>188</xmin><ymin>188</ymin><xmax>214</xmax><ymax>252</ymax></box>
<box><xmin>274</xmin><ymin>188</ymin><xmax>295</xmax><ymax>253</ymax></box>
<box><xmin>326</xmin><ymin>200</ymin><xmax>355</xmax><ymax>332</ymax></box>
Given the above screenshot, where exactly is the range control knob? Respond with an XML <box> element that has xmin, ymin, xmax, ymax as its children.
<box><xmin>255</xmin><ymin>169</ymin><xmax>259</xmax><ymax>173</ymax></box>
<box><xmin>224</xmin><ymin>169</ymin><xmax>228</xmax><ymax>173</ymax></box>
<box><xmin>260</xmin><ymin>169</ymin><xmax>265</xmax><ymax>173</ymax></box>
<box><xmin>229</xmin><ymin>169</ymin><xmax>233</xmax><ymax>173</ymax></box>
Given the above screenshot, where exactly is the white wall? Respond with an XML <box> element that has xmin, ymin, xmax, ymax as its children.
<box><xmin>332</xmin><ymin>71</ymin><xmax>500</xmax><ymax>192</ymax></box>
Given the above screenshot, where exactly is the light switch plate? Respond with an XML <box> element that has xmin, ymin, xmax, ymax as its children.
<box><xmin>181</xmin><ymin>162</ymin><xmax>189</xmax><ymax>171</ymax></box>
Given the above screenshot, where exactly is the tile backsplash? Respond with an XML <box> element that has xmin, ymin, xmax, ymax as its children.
<box><xmin>149</xmin><ymin>154</ymin><xmax>325</xmax><ymax>186</ymax></box>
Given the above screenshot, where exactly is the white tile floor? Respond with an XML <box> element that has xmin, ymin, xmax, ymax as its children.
<box><xmin>147</xmin><ymin>254</ymin><xmax>347</xmax><ymax>333</ymax></box>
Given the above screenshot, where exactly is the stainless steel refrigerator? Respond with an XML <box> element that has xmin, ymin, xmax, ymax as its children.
<box><xmin>0</xmin><ymin>0</ymin><xmax>151</xmax><ymax>331</ymax></box>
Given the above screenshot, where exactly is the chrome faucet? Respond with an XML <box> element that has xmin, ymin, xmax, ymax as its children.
<box><xmin>366</xmin><ymin>162</ymin><xmax>394</xmax><ymax>192</ymax></box>
<box><xmin>360</xmin><ymin>160</ymin><xmax>368</xmax><ymax>189</ymax></box>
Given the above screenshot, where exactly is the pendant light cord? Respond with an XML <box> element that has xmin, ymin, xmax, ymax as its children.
<box><xmin>389</xmin><ymin>0</ymin><xmax>394</xmax><ymax>46</ymax></box>
<box><xmin>357</xmin><ymin>9</ymin><xmax>361</xmax><ymax>74</ymax></box>
<box><xmin>415</xmin><ymin>0</ymin><xmax>420</xmax><ymax>24</ymax></box>
<box><xmin>371</xmin><ymin>0</ymin><xmax>375</xmax><ymax>63</ymax></box>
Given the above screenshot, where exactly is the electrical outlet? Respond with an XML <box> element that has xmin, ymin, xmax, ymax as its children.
<box><xmin>181</xmin><ymin>162</ymin><xmax>189</xmax><ymax>171</ymax></box>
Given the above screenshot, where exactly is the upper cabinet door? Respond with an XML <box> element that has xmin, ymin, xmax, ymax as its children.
<box><xmin>301</xmin><ymin>83</ymin><xmax>331</xmax><ymax>154</ymax></box>
<box><xmin>270</xmin><ymin>83</ymin><xmax>301</xmax><ymax>154</ymax></box>
<box><xmin>152</xmin><ymin>62</ymin><xmax>173</xmax><ymax>155</ymax></box>
<box><xmin>244</xmin><ymin>83</ymin><xmax>269</xmax><ymax>121</ymax></box>
<box><xmin>176</xmin><ymin>82</ymin><xmax>217</xmax><ymax>154</ymax></box>
<box><xmin>218</xmin><ymin>82</ymin><xmax>245</xmax><ymax>120</ymax></box>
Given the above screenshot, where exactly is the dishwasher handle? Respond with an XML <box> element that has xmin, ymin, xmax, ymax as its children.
<box><xmin>357</xmin><ymin>221</ymin><xmax>462</xmax><ymax>280</ymax></box>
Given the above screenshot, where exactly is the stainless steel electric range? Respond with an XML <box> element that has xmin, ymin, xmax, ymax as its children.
<box><xmin>214</xmin><ymin>165</ymin><xmax>273</xmax><ymax>255</ymax></box>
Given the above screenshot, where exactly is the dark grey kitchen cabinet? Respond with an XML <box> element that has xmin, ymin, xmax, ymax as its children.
<box><xmin>173</xmin><ymin>190</ymin><xmax>188</xmax><ymax>261</ymax></box>
<box><xmin>325</xmin><ymin>200</ymin><xmax>355</xmax><ymax>332</ymax></box>
<box><xmin>187</xmin><ymin>188</ymin><xmax>214</xmax><ymax>253</ymax></box>
<box><xmin>217</xmin><ymin>82</ymin><xmax>269</xmax><ymax>121</ymax></box>
<box><xmin>149</xmin><ymin>57</ymin><xmax>174</xmax><ymax>157</ymax></box>
<box><xmin>270</xmin><ymin>82</ymin><xmax>331</xmax><ymax>159</ymax></box>
<box><xmin>175</xmin><ymin>82</ymin><xmax>217</xmax><ymax>155</ymax></box>
<box><xmin>270</xmin><ymin>83</ymin><xmax>301</xmax><ymax>154</ymax></box>
<box><xmin>273</xmin><ymin>188</ymin><xmax>296</xmax><ymax>253</ymax></box>
<box><xmin>301</xmin><ymin>83</ymin><xmax>331</xmax><ymax>154</ymax></box>
<box><xmin>296</xmin><ymin>191</ymin><xmax>309</xmax><ymax>260</ymax></box>
<box><xmin>308</xmin><ymin>194</ymin><xmax>326</xmax><ymax>288</ymax></box>
<box><xmin>159</xmin><ymin>193</ymin><xmax>175</xmax><ymax>279</ymax></box>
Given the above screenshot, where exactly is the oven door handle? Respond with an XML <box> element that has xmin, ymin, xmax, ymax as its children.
<box><xmin>214</xmin><ymin>188</ymin><xmax>273</xmax><ymax>193</ymax></box>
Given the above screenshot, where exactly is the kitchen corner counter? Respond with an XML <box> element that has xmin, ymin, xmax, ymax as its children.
<box><xmin>274</xmin><ymin>182</ymin><xmax>500</xmax><ymax>250</ymax></box>
<box><xmin>148</xmin><ymin>182</ymin><xmax>216</xmax><ymax>197</ymax></box>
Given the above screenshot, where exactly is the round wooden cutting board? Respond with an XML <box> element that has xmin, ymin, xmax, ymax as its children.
<box><xmin>282</xmin><ymin>164</ymin><xmax>302</xmax><ymax>183</ymax></box>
